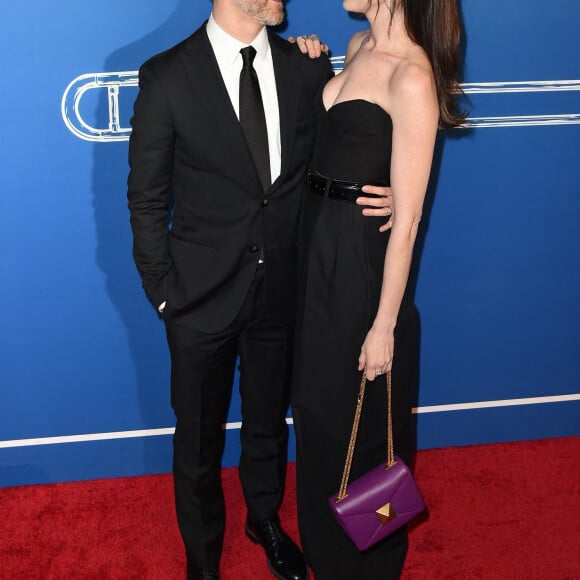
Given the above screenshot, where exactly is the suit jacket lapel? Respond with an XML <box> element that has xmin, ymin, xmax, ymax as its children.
<box><xmin>176</xmin><ymin>25</ymin><xmax>300</xmax><ymax>192</ymax></box>
<box><xmin>269</xmin><ymin>31</ymin><xmax>299</xmax><ymax>189</ymax></box>
<box><xmin>178</xmin><ymin>24</ymin><xmax>257</xmax><ymax>182</ymax></box>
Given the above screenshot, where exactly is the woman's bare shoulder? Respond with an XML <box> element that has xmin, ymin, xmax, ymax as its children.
<box><xmin>344</xmin><ymin>29</ymin><xmax>370</xmax><ymax>65</ymax></box>
<box><xmin>390</xmin><ymin>56</ymin><xmax>436</xmax><ymax>102</ymax></box>
<box><xmin>385</xmin><ymin>58</ymin><xmax>438</xmax><ymax>128</ymax></box>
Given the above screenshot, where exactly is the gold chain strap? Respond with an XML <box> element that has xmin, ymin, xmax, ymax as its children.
<box><xmin>386</xmin><ymin>370</ymin><xmax>395</xmax><ymax>467</ymax></box>
<box><xmin>336</xmin><ymin>370</ymin><xmax>395</xmax><ymax>502</ymax></box>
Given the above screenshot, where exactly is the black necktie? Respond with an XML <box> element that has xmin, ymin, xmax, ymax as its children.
<box><xmin>239</xmin><ymin>46</ymin><xmax>271</xmax><ymax>192</ymax></box>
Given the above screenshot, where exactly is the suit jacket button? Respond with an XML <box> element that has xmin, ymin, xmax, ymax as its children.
<box><xmin>249</xmin><ymin>244</ymin><xmax>260</xmax><ymax>254</ymax></box>
<box><xmin>261</xmin><ymin>198</ymin><xmax>269</xmax><ymax>207</ymax></box>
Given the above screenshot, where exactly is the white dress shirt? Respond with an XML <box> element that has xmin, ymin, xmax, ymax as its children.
<box><xmin>206</xmin><ymin>14</ymin><xmax>282</xmax><ymax>184</ymax></box>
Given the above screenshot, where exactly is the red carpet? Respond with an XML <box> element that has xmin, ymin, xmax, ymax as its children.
<box><xmin>0</xmin><ymin>437</ymin><xmax>578</xmax><ymax>579</ymax></box>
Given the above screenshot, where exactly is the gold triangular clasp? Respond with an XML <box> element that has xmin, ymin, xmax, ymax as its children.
<box><xmin>376</xmin><ymin>502</ymin><xmax>397</xmax><ymax>525</ymax></box>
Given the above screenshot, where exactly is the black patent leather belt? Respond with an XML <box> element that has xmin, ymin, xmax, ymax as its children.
<box><xmin>307</xmin><ymin>171</ymin><xmax>383</xmax><ymax>203</ymax></box>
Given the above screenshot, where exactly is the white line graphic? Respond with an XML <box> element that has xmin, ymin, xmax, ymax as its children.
<box><xmin>414</xmin><ymin>393</ymin><xmax>580</xmax><ymax>414</ymax></box>
<box><xmin>465</xmin><ymin>114</ymin><xmax>580</xmax><ymax>128</ymax></box>
<box><xmin>1</xmin><ymin>394</ymin><xmax>577</xmax><ymax>449</ymax></box>
<box><xmin>61</xmin><ymin>70</ymin><xmax>580</xmax><ymax>141</ymax></box>
<box><xmin>0</xmin><ymin>428</ymin><xmax>176</xmax><ymax>449</ymax></box>
<box><xmin>461</xmin><ymin>80</ymin><xmax>580</xmax><ymax>94</ymax></box>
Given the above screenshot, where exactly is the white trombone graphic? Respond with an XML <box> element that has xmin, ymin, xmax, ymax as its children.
<box><xmin>61</xmin><ymin>72</ymin><xmax>137</xmax><ymax>142</ymax></box>
<box><xmin>62</xmin><ymin>61</ymin><xmax>580</xmax><ymax>142</ymax></box>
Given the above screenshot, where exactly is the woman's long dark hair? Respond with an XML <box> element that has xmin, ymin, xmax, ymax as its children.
<box><xmin>378</xmin><ymin>0</ymin><xmax>466</xmax><ymax>128</ymax></box>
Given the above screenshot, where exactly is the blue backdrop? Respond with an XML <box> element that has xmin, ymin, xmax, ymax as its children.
<box><xmin>1</xmin><ymin>1</ymin><xmax>578</xmax><ymax>487</ymax></box>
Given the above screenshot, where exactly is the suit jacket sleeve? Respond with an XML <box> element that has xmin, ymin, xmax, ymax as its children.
<box><xmin>322</xmin><ymin>52</ymin><xmax>334</xmax><ymax>84</ymax></box>
<box><xmin>127</xmin><ymin>60</ymin><xmax>174</xmax><ymax>309</ymax></box>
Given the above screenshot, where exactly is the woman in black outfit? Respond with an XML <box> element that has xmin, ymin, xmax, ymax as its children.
<box><xmin>292</xmin><ymin>1</ymin><xmax>466</xmax><ymax>578</ymax></box>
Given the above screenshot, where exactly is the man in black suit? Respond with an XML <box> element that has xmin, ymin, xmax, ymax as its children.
<box><xmin>127</xmin><ymin>1</ymin><xmax>391</xmax><ymax>579</ymax></box>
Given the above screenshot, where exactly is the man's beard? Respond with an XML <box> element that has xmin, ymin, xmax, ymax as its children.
<box><xmin>234</xmin><ymin>0</ymin><xmax>285</xmax><ymax>26</ymax></box>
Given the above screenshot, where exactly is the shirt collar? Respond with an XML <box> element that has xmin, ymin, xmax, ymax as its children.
<box><xmin>207</xmin><ymin>13</ymin><xmax>270</xmax><ymax>65</ymax></box>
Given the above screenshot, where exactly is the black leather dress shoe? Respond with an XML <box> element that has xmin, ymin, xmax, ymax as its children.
<box><xmin>186</xmin><ymin>565</ymin><xmax>219</xmax><ymax>580</ymax></box>
<box><xmin>245</xmin><ymin>517</ymin><xmax>308</xmax><ymax>580</ymax></box>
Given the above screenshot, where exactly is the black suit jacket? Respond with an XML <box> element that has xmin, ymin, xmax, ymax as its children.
<box><xmin>128</xmin><ymin>23</ymin><xmax>333</xmax><ymax>333</ymax></box>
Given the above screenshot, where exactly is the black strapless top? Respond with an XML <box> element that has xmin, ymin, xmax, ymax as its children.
<box><xmin>309</xmin><ymin>90</ymin><xmax>393</xmax><ymax>185</ymax></box>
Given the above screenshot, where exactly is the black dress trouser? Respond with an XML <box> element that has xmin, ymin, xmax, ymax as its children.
<box><xmin>165</xmin><ymin>267</ymin><xmax>293</xmax><ymax>569</ymax></box>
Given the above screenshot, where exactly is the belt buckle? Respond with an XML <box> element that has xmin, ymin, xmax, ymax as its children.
<box><xmin>325</xmin><ymin>176</ymin><xmax>333</xmax><ymax>197</ymax></box>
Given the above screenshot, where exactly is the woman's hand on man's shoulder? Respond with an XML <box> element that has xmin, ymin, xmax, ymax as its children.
<box><xmin>288</xmin><ymin>34</ymin><xmax>329</xmax><ymax>59</ymax></box>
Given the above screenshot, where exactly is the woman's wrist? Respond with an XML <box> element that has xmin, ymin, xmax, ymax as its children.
<box><xmin>371</xmin><ymin>317</ymin><xmax>396</xmax><ymax>334</ymax></box>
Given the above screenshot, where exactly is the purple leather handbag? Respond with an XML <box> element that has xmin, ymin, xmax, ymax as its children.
<box><xmin>329</xmin><ymin>371</ymin><xmax>425</xmax><ymax>551</ymax></box>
